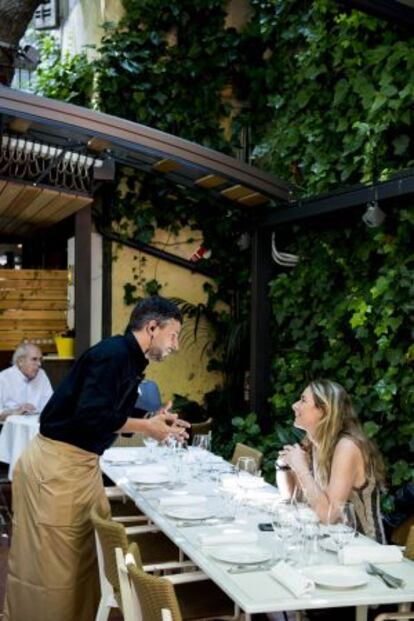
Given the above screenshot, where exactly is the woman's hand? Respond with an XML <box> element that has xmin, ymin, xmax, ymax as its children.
<box><xmin>279</xmin><ymin>443</ymin><xmax>309</xmax><ymax>474</ymax></box>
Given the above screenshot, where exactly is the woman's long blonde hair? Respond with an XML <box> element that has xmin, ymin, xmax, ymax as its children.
<box><xmin>306</xmin><ymin>379</ymin><xmax>385</xmax><ymax>488</ymax></box>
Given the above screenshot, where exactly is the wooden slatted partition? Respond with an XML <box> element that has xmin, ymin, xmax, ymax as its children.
<box><xmin>0</xmin><ymin>269</ymin><xmax>68</xmax><ymax>352</ymax></box>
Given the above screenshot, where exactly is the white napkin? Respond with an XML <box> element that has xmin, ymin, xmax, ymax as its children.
<box><xmin>159</xmin><ymin>495</ymin><xmax>207</xmax><ymax>508</ymax></box>
<box><xmin>239</xmin><ymin>476</ymin><xmax>266</xmax><ymax>490</ymax></box>
<box><xmin>270</xmin><ymin>561</ymin><xmax>315</xmax><ymax>597</ymax></box>
<box><xmin>198</xmin><ymin>531</ymin><xmax>258</xmax><ymax>546</ymax></box>
<box><xmin>338</xmin><ymin>544</ymin><xmax>403</xmax><ymax>565</ymax></box>
<box><xmin>220</xmin><ymin>475</ymin><xmax>239</xmax><ymax>490</ymax></box>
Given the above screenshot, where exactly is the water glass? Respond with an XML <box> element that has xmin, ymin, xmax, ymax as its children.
<box><xmin>327</xmin><ymin>501</ymin><xmax>356</xmax><ymax>550</ymax></box>
<box><xmin>271</xmin><ymin>501</ymin><xmax>301</xmax><ymax>564</ymax></box>
<box><xmin>142</xmin><ymin>435</ymin><xmax>158</xmax><ymax>461</ymax></box>
<box><xmin>192</xmin><ymin>433</ymin><xmax>211</xmax><ymax>452</ymax></box>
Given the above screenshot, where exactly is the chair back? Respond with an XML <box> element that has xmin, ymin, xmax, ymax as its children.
<box><xmin>127</xmin><ymin>558</ymin><xmax>182</xmax><ymax>621</ymax></box>
<box><xmin>191</xmin><ymin>418</ymin><xmax>213</xmax><ymax>436</ymax></box>
<box><xmin>90</xmin><ymin>504</ymin><xmax>142</xmax><ymax>603</ymax></box>
<box><xmin>113</xmin><ymin>433</ymin><xmax>145</xmax><ymax>447</ymax></box>
<box><xmin>404</xmin><ymin>524</ymin><xmax>414</xmax><ymax>560</ymax></box>
<box><xmin>230</xmin><ymin>442</ymin><xmax>263</xmax><ymax>468</ymax></box>
<box><xmin>115</xmin><ymin>545</ymin><xmax>143</xmax><ymax>621</ymax></box>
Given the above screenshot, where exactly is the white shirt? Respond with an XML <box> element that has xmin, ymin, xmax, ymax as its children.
<box><xmin>0</xmin><ymin>365</ymin><xmax>53</xmax><ymax>414</ymax></box>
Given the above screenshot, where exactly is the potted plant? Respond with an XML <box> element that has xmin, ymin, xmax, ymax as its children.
<box><xmin>54</xmin><ymin>329</ymin><xmax>75</xmax><ymax>358</ymax></box>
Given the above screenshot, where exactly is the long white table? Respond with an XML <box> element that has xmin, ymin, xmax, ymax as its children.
<box><xmin>101</xmin><ymin>446</ymin><xmax>414</xmax><ymax>621</ymax></box>
<box><xmin>0</xmin><ymin>414</ymin><xmax>40</xmax><ymax>479</ymax></box>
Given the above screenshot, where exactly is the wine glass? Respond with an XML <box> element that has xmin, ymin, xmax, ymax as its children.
<box><xmin>271</xmin><ymin>501</ymin><xmax>301</xmax><ymax>564</ymax></box>
<box><xmin>235</xmin><ymin>456</ymin><xmax>258</xmax><ymax>509</ymax></box>
<box><xmin>236</xmin><ymin>456</ymin><xmax>258</xmax><ymax>477</ymax></box>
<box><xmin>192</xmin><ymin>433</ymin><xmax>211</xmax><ymax>452</ymax></box>
<box><xmin>327</xmin><ymin>501</ymin><xmax>357</xmax><ymax>550</ymax></box>
<box><xmin>142</xmin><ymin>435</ymin><xmax>158</xmax><ymax>461</ymax></box>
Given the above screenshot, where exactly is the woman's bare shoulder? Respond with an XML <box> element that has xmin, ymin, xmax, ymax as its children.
<box><xmin>334</xmin><ymin>436</ymin><xmax>363</xmax><ymax>459</ymax></box>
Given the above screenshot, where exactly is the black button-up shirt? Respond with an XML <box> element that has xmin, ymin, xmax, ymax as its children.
<box><xmin>40</xmin><ymin>331</ymin><xmax>148</xmax><ymax>454</ymax></box>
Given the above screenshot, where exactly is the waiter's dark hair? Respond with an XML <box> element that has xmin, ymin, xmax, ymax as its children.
<box><xmin>126</xmin><ymin>296</ymin><xmax>183</xmax><ymax>332</ymax></box>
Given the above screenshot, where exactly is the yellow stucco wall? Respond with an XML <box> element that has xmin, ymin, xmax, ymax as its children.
<box><xmin>61</xmin><ymin>0</ymin><xmax>124</xmax><ymax>56</ymax></box>
<box><xmin>60</xmin><ymin>0</ymin><xmax>251</xmax><ymax>406</ymax></box>
<box><xmin>111</xmin><ymin>229</ymin><xmax>223</xmax><ymax>406</ymax></box>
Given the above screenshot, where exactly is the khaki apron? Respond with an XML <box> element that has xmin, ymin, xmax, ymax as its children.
<box><xmin>4</xmin><ymin>434</ymin><xmax>110</xmax><ymax>621</ymax></box>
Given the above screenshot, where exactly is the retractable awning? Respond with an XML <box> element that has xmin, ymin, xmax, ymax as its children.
<box><xmin>0</xmin><ymin>87</ymin><xmax>294</xmax><ymax>236</ymax></box>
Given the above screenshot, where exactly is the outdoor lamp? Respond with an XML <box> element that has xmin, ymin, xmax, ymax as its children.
<box><xmin>362</xmin><ymin>201</ymin><xmax>385</xmax><ymax>228</ymax></box>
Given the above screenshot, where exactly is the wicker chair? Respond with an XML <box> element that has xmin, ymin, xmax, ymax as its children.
<box><xmin>91</xmin><ymin>504</ymin><xmax>184</xmax><ymax>621</ymax></box>
<box><xmin>230</xmin><ymin>442</ymin><xmax>263</xmax><ymax>468</ymax></box>
<box><xmin>191</xmin><ymin>418</ymin><xmax>213</xmax><ymax>436</ymax></box>
<box><xmin>118</xmin><ymin>543</ymin><xmax>238</xmax><ymax>621</ymax></box>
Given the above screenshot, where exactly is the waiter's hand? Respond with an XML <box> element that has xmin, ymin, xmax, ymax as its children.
<box><xmin>146</xmin><ymin>401</ymin><xmax>190</xmax><ymax>441</ymax></box>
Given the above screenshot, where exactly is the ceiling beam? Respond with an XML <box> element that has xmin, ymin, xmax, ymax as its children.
<box><xmin>260</xmin><ymin>171</ymin><xmax>414</xmax><ymax>227</ymax></box>
<box><xmin>337</xmin><ymin>0</ymin><xmax>414</xmax><ymax>27</ymax></box>
<box><xmin>0</xmin><ymin>87</ymin><xmax>294</xmax><ymax>205</ymax></box>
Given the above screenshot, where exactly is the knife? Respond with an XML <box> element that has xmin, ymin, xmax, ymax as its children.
<box><xmin>227</xmin><ymin>561</ymin><xmax>274</xmax><ymax>574</ymax></box>
<box><xmin>367</xmin><ymin>563</ymin><xmax>405</xmax><ymax>588</ymax></box>
<box><xmin>176</xmin><ymin>517</ymin><xmax>235</xmax><ymax>528</ymax></box>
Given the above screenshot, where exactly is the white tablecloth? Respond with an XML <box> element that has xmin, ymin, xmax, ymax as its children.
<box><xmin>101</xmin><ymin>447</ymin><xmax>414</xmax><ymax>621</ymax></box>
<box><xmin>0</xmin><ymin>415</ymin><xmax>40</xmax><ymax>479</ymax></box>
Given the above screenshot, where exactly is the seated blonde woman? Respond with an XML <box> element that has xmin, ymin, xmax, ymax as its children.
<box><xmin>276</xmin><ymin>379</ymin><xmax>386</xmax><ymax>542</ymax></box>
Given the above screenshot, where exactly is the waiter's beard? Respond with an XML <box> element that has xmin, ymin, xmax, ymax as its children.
<box><xmin>145</xmin><ymin>346</ymin><xmax>168</xmax><ymax>362</ymax></box>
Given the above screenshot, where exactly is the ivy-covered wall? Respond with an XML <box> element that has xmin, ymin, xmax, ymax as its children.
<box><xmin>268</xmin><ymin>208</ymin><xmax>414</xmax><ymax>491</ymax></box>
<box><xmin>253</xmin><ymin>0</ymin><xmax>414</xmax><ymax>194</ymax></box>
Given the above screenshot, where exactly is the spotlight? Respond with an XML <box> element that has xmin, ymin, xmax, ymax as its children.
<box><xmin>362</xmin><ymin>201</ymin><xmax>385</xmax><ymax>228</ymax></box>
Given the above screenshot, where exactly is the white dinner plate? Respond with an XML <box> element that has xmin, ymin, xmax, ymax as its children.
<box><xmin>127</xmin><ymin>471</ymin><xmax>170</xmax><ymax>485</ymax></box>
<box><xmin>302</xmin><ymin>566</ymin><xmax>368</xmax><ymax>589</ymax></box>
<box><xmin>164</xmin><ymin>506</ymin><xmax>214</xmax><ymax>520</ymax></box>
<box><xmin>209</xmin><ymin>545</ymin><xmax>271</xmax><ymax>565</ymax></box>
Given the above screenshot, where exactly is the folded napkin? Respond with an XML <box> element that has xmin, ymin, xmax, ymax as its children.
<box><xmin>198</xmin><ymin>531</ymin><xmax>258</xmax><ymax>546</ymax></box>
<box><xmin>159</xmin><ymin>495</ymin><xmax>207</xmax><ymax>508</ymax></box>
<box><xmin>270</xmin><ymin>562</ymin><xmax>315</xmax><ymax>597</ymax></box>
<box><xmin>239</xmin><ymin>476</ymin><xmax>266</xmax><ymax>490</ymax></box>
<box><xmin>338</xmin><ymin>544</ymin><xmax>403</xmax><ymax>565</ymax></box>
<box><xmin>220</xmin><ymin>475</ymin><xmax>240</xmax><ymax>490</ymax></box>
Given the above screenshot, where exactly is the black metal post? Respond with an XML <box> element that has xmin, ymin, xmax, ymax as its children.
<box><xmin>75</xmin><ymin>205</ymin><xmax>92</xmax><ymax>356</ymax></box>
<box><xmin>250</xmin><ymin>226</ymin><xmax>274</xmax><ymax>427</ymax></box>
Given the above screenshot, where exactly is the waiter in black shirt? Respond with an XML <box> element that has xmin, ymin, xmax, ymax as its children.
<box><xmin>4</xmin><ymin>296</ymin><xmax>189</xmax><ymax>621</ymax></box>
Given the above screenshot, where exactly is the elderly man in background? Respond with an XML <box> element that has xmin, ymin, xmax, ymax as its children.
<box><xmin>0</xmin><ymin>342</ymin><xmax>53</xmax><ymax>420</ymax></box>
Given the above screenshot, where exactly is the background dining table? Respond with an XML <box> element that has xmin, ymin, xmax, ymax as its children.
<box><xmin>0</xmin><ymin>414</ymin><xmax>40</xmax><ymax>479</ymax></box>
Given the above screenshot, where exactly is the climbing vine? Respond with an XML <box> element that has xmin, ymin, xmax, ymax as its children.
<box><xmin>32</xmin><ymin>0</ymin><xmax>414</xmax><ymax>492</ymax></box>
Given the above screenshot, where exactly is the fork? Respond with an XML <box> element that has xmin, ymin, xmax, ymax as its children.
<box><xmin>366</xmin><ymin>563</ymin><xmax>405</xmax><ymax>588</ymax></box>
<box><xmin>227</xmin><ymin>560</ymin><xmax>274</xmax><ymax>574</ymax></box>
<box><xmin>176</xmin><ymin>517</ymin><xmax>235</xmax><ymax>527</ymax></box>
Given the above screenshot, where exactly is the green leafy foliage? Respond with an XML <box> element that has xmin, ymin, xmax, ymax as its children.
<box><xmin>34</xmin><ymin>35</ymin><xmax>94</xmax><ymax>106</ymax></box>
<box><xmin>268</xmin><ymin>208</ymin><xmax>414</xmax><ymax>491</ymax></box>
<box><xmin>253</xmin><ymin>0</ymin><xmax>414</xmax><ymax>194</ymax></box>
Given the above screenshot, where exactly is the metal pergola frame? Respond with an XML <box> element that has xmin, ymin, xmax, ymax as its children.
<box><xmin>337</xmin><ymin>0</ymin><xmax>414</xmax><ymax>28</ymax></box>
<box><xmin>250</xmin><ymin>169</ymin><xmax>414</xmax><ymax>419</ymax></box>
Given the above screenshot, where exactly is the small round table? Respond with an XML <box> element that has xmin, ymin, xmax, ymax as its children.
<box><xmin>0</xmin><ymin>414</ymin><xmax>40</xmax><ymax>480</ymax></box>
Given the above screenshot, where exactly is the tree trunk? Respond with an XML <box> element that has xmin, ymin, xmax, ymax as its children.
<box><xmin>0</xmin><ymin>0</ymin><xmax>43</xmax><ymax>85</ymax></box>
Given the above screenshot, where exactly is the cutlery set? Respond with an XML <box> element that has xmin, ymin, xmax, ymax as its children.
<box><xmin>365</xmin><ymin>563</ymin><xmax>405</xmax><ymax>588</ymax></box>
<box><xmin>227</xmin><ymin>561</ymin><xmax>274</xmax><ymax>574</ymax></box>
<box><xmin>175</xmin><ymin>517</ymin><xmax>235</xmax><ymax>528</ymax></box>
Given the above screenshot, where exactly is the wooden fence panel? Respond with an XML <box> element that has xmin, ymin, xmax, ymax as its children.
<box><xmin>0</xmin><ymin>269</ymin><xmax>68</xmax><ymax>352</ymax></box>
